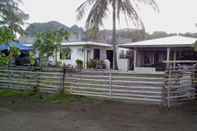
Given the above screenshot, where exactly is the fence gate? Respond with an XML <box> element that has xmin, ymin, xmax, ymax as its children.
<box><xmin>165</xmin><ymin>69</ymin><xmax>196</xmax><ymax>107</ymax></box>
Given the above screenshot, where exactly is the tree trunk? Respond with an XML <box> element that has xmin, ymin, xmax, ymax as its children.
<box><xmin>112</xmin><ymin>0</ymin><xmax>118</xmax><ymax>70</ymax></box>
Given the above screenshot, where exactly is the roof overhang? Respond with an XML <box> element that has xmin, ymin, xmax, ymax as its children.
<box><xmin>62</xmin><ymin>41</ymin><xmax>112</xmax><ymax>48</ymax></box>
<box><xmin>119</xmin><ymin>36</ymin><xmax>197</xmax><ymax>48</ymax></box>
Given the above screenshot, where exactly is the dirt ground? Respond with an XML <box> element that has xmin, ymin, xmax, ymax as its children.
<box><xmin>0</xmin><ymin>97</ymin><xmax>197</xmax><ymax>131</ymax></box>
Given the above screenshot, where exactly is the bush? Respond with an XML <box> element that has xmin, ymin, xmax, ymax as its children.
<box><xmin>76</xmin><ymin>59</ymin><xmax>83</xmax><ymax>69</ymax></box>
<box><xmin>87</xmin><ymin>59</ymin><xmax>97</xmax><ymax>69</ymax></box>
<box><xmin>87</xmin><ymin>59</ymin><xmax>105</xmax><ymax>69</ymax></box>
<box><xmin>0</xmin><ymin>54</ymin><xmax>9</xmax><ymax>65</ymax></box>
<box><xmin>96</xmin><ymin>60</ymin><xmax>106</xmax><ymax>69</ymax></box>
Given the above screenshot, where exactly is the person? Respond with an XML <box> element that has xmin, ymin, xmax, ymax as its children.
<box><xmin>104</xmin><ymin>59</ymin><xmax>111</xmax><ymax>70</ymax></box>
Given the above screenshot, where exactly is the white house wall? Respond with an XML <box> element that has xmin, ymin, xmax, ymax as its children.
<box><xmin>58</xmin><ymin>45</ymin><xmax>129</xmax><ymax>70</ymax></box>
<box><xmin>58</xmin><ymin>46</ymin><xmax>85</xmax><ymax>67</ymax></box>
<box><xmin>58</xmin><ymin>46</ymin><xmax>112</xmax><ymax>68</ymax></box>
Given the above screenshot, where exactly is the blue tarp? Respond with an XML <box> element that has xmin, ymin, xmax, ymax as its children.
<box><xmin>0</xmin><ymin>42</ymin><xmax>32</xmax><ymax>51</ymax></box>
<box><xmin>0</xmin><ymin>44</ymin><xmax>9</xmax><ymax>51</ymax></box>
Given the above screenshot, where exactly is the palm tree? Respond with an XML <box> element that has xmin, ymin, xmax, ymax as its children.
<box><xmin>0</xmin><ymin>0</ymin><xmax>28</xmax><ymax>35</ymax></box>
<box><xmin>76</xmin><ymin>0</ymin><xmax>158</xmax><ymax>70</ymax></box>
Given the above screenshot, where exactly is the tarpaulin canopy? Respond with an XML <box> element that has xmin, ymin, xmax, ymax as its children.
<box><xmin>0</xmin><ymin>41</ymin><xmax>32</xmax><ymax>51</ymax></box>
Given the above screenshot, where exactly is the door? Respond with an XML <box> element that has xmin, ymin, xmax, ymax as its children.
<box><xmin>106</xmin><ymin>50</ymin><xmax>113</xmax><ymax>68</ymax></box>
<box><xmin>93</xmin><ymin>49</ymin><xmax>100</xmax><ymax>60</ymax></box>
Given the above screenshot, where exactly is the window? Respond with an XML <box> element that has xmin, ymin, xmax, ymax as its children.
<box><xmin>119</xmin><ymin>50</ymin><xmax>129</xmax><ymax>59</ymax></box>
<box><xmin>60</xmin><ymin>47</ymin><xmax>71</xmax><ymax>60</ymax></box>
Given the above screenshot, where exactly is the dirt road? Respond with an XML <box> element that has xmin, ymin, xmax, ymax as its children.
<box><xmin>0</xmin><ymin>97</ymin><xmax>197</xmax><ymax>131</ymax></box>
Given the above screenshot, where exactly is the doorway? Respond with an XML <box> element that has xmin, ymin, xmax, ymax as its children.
<box><xmin>106</xmin><ymin>50</ymin><xmax>113</xmax><ymax>68</ymax></box>
<box><xmin>93</xmin><ymin>49</ymin><xmax>100</xmax><ymax>60</ymax></box>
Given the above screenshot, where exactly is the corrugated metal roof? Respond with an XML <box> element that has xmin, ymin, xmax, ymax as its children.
<box><xmin>62</xmin><ymin>41</ymin><xmax>112</xmax><ymax>47</ymax></box>
<box><xmin>120</xmin><ymin>35</ymin><xmax>197</xmax><ymax>48</ymax></box>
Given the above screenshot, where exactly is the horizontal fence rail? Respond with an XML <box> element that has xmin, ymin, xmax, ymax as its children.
<box><xmin>0</xmin><ymin>66</ymin><xmax>196</xmax><ymax>107</ymax></box>
<box><xmin>64</xmin><ymin>70</ymin><xmax>166</xmax><ymax>105</ymax></box>
<box><xmin>0</xmin><ymin>66</ymin><xmax>64</xmax><ymax>93</ymax></box>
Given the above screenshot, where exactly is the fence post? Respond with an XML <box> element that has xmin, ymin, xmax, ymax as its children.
<box><xmin>109</xmin><ymin>70</ymin><xmax>112</xmax><ymax>96</ymax></box>
<box><xmin>8</xmin><ymin>66</ymin><xmax>12</xmax><ymax>89</ymax></box>
<box><xmin>164</xmin><ymin>69</ymin><xmax>171</xmax><ymax>108</ymax></box>
<box><xmin>35</xmin><ymin>66</ymin><xmax>41</xmax><ymax>92</ymax></box>
<box><xmin>167</xmin><ymin>69</ymin><xmax>172</xmax><ymax>108</ymax></box>
<box><xmin>61</xmin><ymin>67</ymin><xmax>66</xmax><ymax>93</ymax></box>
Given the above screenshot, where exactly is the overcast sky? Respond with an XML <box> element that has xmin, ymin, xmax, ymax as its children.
<box><xmin>20</xmin><ymin>0</ymin><xmax>197</xmax><ymax>33</ymax></box>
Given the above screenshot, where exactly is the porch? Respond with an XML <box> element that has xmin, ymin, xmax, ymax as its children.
<box><xmin>133</xmin><ymin>47</ymin><xmax>197</xmax><ymax>72</ymax></box>
<box><xmin>120</xmin><ymin>35</ymin><xmax>197</xmax><ymax>72</ymax></box>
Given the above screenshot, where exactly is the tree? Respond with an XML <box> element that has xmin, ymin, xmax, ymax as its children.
<box><xmin>0</xmin><ymin>26</ymin><xmax>21</xmax><ymax>65</ymax></box>
<box><xmin>34</xmin><ymin>29</ymin><xmax>70</xmax><ymax>65</ymax></box>
<box><xmin>0</xmin><ymin>26</ymin><xmax>16</xmax><ymax>44</ymax></box>
<box><xmin>77</xmin><ymin>0</ymin><xmax>158</xmax><ymax>70</ymax></box>
<box><xmin>0</xmin><ymin>0</ymin><xmax>29</xmax><ymax>35</ymax></box>
<box><xmin>0</xmin><ymin>0</ymin><xmax>28</xmax><ymax>65</ymax></box>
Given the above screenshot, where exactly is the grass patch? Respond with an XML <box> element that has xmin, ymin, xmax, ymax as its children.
<box><xmin>0</xmin><ymin>89</ymin><xmax>95</xmax><ymax>104</ymax></box>
<box><xmin>0</xmin><ymin>89</ymin><xmax>31</xmax><ymax>97</ymax></box>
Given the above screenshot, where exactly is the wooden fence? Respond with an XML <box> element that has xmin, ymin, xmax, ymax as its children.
<box><xmin>0</xmin><ymin>66</ymin><xmax>196</xmax><ymax>107</ymax></box>
<box><xmin>165</xmin><ymin>69</ymin><xmax>196</xmax><ymax>106</ymax></box>
<box><xmin>64</xmin><ymin>70</ymin><xmax>166</xmax><ymax>104</ymax></box>
<box><xmin>0</xmin><ymin>66</ymin><xmax>64</xmax><ymax>93</ymax></box>
<box><xmin>64</xmin><ymin>69</ymin><xmax>196</xmax><ymax>106</ymax></box>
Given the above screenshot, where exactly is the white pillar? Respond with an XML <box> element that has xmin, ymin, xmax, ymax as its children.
<box><xmin>166</xmin><ymin>48</ymin><xmax>171</xmax><ymax>69</ymax></box>
<box><xmin>83</xmin><ymin>48</ymin><xmax>87</xmax><ymax>69</ymax></box>
<box><xmin>133</xmin><ymin>48</ymin><xmax>137</xmax><ymax>70</ymax></box>
<box><xmin>173</xmin><ymin>50</ymin><xmax>176</xmax><ymax>69</ymax></box>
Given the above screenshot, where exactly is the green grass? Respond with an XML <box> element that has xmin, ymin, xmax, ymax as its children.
<box><xmin>0</xmin><ymin>89</ymin><xmax>95</xmax><ymax>104</ymax></box>
<box><xmin>0</xmin><ymin>89</ymin><xmax>31</xmax><ymax>97</ymax></box>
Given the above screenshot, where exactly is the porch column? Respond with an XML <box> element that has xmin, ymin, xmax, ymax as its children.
<box><xmin>133</xmin><ymin>48</ymin><xmax>137</xmax><ymax>70</ymax></box>
<box><xmin>166</xmin><ymin>48</ymin><xmax>171</xmax><ymax>69</ymax></box>
<box><xmin>173</xmin><ymin>50</ymin><xmax>176</xmax><ymax>69</ymax></box>
<box><xmin>83</xmin><ymin>48</ymin><xmax>87</xmax><ymax>69</ymax></box>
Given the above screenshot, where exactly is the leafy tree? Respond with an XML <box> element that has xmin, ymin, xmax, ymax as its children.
<box><xmin>0</xmin><ymin>0</ymin><xmax>29</xmax><ymax>35</ymax></box>
<box><xmin>0</xmin><ymin>0</ymin><xmax>28</xmax><ymax>65</ymax></box>
<box><xmin>34</xmin><ymin>29</ymin><xmax>70</xmax><ymax>65</ymax></box>
<box><xmin>29</xmin><ymin>51</ymin><xmax>36</xmax><ymax>65</ymax></box>
<box><xmin>0</xmin><ymin>54</ymin><xmax>9</xmax><ymax>65</ymax></box>
<box><xmin>77</xmin><ymin>0</ymin><xmax>158</xmax><ymax>70</ymax></box>
<box><xmin>60</xmin><ymin>47</ymin><xmax>71</xmax><ymax>60</ymax></box>
<box><xmin>8</xmin><ymin>46</ymin><xmax>21</xmax><ymax>64</ymax></box>
<box><xmin>0</xmin><ymin>26</ymin><xmax>18</xmax><ymax>65</ymax></box>
<box><xmin>0</xmin><ymin>26</ymin><xmax>16</xmax><ymax>44</ymax></box>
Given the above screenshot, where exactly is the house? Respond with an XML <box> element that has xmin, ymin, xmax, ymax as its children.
<box><xmin>119</xmin><ymin>35</ymin><xmax>197</xmax><ymax>72</ymax></box>
<box><xmin>58</xmin><ymin>41</ymin><xmax>112</xmax><ymax>68</ymax></box>
<box><xmin>58</xmin><ymin>41</ymin><xmax>129</xmax><ymax>70</ymax></box>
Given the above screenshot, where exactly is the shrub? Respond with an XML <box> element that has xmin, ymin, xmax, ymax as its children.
<box><xmin>76</xmin><ymin>59</ymin><xmax>83</xmax><ymax>69</ymax></box>
<box><xmin>0</xmin><ymin>54</ymin><xmax>9</xmax><ymax>65</ymax></box>
<box><xmin>96</xmin><ymin>60</ymin><xmax>106</xmax><ymax>69</ymax></box>
<box><xmin>87</xmin><ymin>59</ymin><xmax>105</xmax><ymax>69</ymax></box>
<box><xmin>87</xmin><ymin>59</ymin><xmax>97</xmax><ymax>69</ymax></box>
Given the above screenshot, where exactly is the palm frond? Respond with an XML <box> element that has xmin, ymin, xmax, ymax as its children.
<box><xmin>116</xmin><ymin>0</ymin><xmax>142</xmax><ymax>28</ymax></box>
<box><xmin>76</xmin><ymin>0</ymin><xmax>96</xmax><ymax>20</ymax></box>
<box><xmin>136</xmin><ymin>0</ymin><xmax>159</xmax><ymax>12</ymax></box>
<box><xmin>85</xmin><ymin>0</ymin><xmax>109</xmax><ymax>29</ymax></box>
